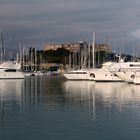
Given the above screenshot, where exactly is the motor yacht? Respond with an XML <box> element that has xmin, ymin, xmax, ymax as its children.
<box><xmin>0</xmin><ymin>61</ymin><xmax>24</xmax><ymax>79</ymax></box>
<box><xmin>89</xmin><ymin>61</ymin><xmax>122</xmax><ymax>82</ymax></box>
<box><xmin>112</xmin><ymin>61</ymin><xmax>140</xmax><ymax>83</ymax></box>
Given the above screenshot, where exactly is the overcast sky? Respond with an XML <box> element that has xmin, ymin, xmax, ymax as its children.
<box><xmin>1</xmin><ymin>0</ymin><xmax>140</xmax><ymax>55</ymax></box>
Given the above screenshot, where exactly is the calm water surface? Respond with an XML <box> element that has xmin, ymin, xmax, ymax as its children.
<box><xmin>0</xmin><ymin>76</ymin><xmax>140</xmax><ymax>140</ymax></box>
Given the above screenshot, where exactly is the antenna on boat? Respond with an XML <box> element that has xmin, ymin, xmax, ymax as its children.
<box><xmin>92</xmin><ymin>32</ymin><xmax>95</xmax><ymax>68</ymax></box>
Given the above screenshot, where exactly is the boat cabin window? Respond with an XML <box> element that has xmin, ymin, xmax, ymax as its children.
<box><xmin>130</xmin><ymin>64</ymin><xmax>140</xmax><ymax>67</ymax></box>
<box><xmin>4</xmin><ymin>69</ymin><xmax>16</xmax><ymax>72</ymax></box>
<box><xmin>68</xmin><ymin>72</ymin><xmax>87</xmax><ymax>74</ymax></box>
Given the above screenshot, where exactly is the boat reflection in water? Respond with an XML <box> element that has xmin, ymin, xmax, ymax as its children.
<box><xmin>95</xmin><ymin>82</ymin><xmax>140</xmax><ymax>105</ymax></box>
<box><xmin>1</xmin><ymin>77</ymin><xmax>140</xmax><ymax>139</ymax></box>
<box><xmin>1</xmin><ymin>76</ymin><xmax>140</xmax><ymax>128</ymax></box>
<box><xmin>0</xmin><ymin>79</ymin><xmax>24</xmax><ymax>101</ymax></box>
<box><xmin>62</xmin><ymin>81</ymin><xmax>140</xmax><ymax>120</ymax></box>
<box><xmin>0</xmin><ymin>76</ymin><xmax>48</xmax><ymax>127</ymax></box>
<box><xmin>62</xmin><ymin>81</ymin><xmax>96</xmax><ymax>120</ymax></box>
<box><xmin>0</xmin><ymin>79</ymin><xmax>24</xmax><ymax>127</ymax></box>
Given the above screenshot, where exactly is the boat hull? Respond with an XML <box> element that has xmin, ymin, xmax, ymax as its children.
<box><xmin>63</xmin><ymin>70</ymin><xmax>94</xmax><ymax>80</ymax></box>
<box><xmin>0</xmin><ymin>72</ymin><xmax>24</xmax><ymax>79</ymax></box>
<box><xmin>115</xmin><ymin>71</ymin><xmax>134</xmax><ymax>83</ymax></box>
<box><xmin>133</xmin><ymin>71</ymin><xmax>140</xmax><ymax>84</ymax></box>
<box><xmin>90</xmin><ymin>70</ymin><xmax>122</xmax><ymax>82</ymax></box>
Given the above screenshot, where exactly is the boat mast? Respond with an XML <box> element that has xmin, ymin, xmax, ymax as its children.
<box><xmin>69</xmin><ymin>53</ymin><xmax>71</xmax><ymax>70</ymax></box>
<box><xmin>132</xmin><ymin>41</ymin><xmax>135</xmax><ymax>60</ymax></box>
<box><xmin>92</xmin><ymin>32</ymin><xmax>95</xmax><ymax>68</ymax></box>
<box><xmin>88</xmin><ymin>43</ymin><xmax>90</xmax><ymax>69</ymax></box>
<box><xmin>35</xmin><ymin>48</ymin><xmax>37</xmax><ymax>71</ymax></box>
<box><xmin>19</xmin><ymin>42</ymin><xmax>22</xmax><ymax>64</ymax></box>
<box><xmin>0</xmin><ymin>31</ymin><xmax>4</xmax><ymax>61</ymax></box>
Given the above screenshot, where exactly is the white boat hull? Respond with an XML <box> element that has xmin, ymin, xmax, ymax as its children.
<box><xmin>90</xmin><ymin>69</ymin><xmax>122</xmax><ymax>82</ymax></box>
<box><xmin>63</xmin><ymin>73</ymin><xmax>94</xmax><ymax>80</ymax></box>
<box><xmin>115</xmin><ymin>71</ymin><xmax>135</xmax><ymax>83</ymax></box>
<box><xmin>63</xmin><ymin>70</ymin><xmax>94</xmax><ymax>80</ymax></box>
<box><xmin>0</xmin><ymin>72</ymin><xmax>24</xmax><ymax>79</ymax></box>
<box><xmin>133</xmin><ymin>71</ymin><xmax>140</xmax><ymax>84</ymax></box>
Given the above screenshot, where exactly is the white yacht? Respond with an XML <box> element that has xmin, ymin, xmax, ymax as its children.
<box><xmin>112</xmin><ymin>61</ymin><xmax>140</xmax><ymax>83</ymax></box>
<box><xmin>0</xmin><ymin>61</ymin><xmax>24</xmax><ymax>79</ymax></box>
<box><xmin>89</xmin><ymin>62</ymin><xmax>122</xmax><ymax>82</ymax></box>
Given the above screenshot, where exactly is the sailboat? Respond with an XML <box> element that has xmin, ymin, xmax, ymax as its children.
<box><xmin>63</xmin><ymin>39</ymin><xmax>95</xmax><ymax>80</ymax></box>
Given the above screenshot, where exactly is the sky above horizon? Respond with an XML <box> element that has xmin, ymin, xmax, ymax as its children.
<box><xmin>1</xmin><ymin>0</ymin><xmax>140</xmax><ymax>56</ymax></box>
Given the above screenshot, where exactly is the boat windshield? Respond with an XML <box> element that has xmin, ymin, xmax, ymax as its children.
<box><xmin>130</xmin><ymin>64</ymin><xmax>140</xmax><ymax>67</ymax></box>
<box><xmin>4</xmin><ymin>69</ymin><xmax>16</xmax><ymax>72</ymax></box>
<box><xmin>68</xmin><ymin>72</ymin><xmax>87</xmax><ymax>74</ymax></box>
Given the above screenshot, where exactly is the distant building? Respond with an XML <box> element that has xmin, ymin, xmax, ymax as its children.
<box><xmin>44</xmin><ymin>42</ymin><xmax>111</xmax><ymax>53</ymax></box>
<box><xmin>95</xmin><ymin>44</ymin><xmax>111</xmax><ymax>52</ymax></box>
<box><xmin>44</xmin><ymin>44</ymin><xmax>62</xmax><ymax>51</ymax></box>
<box><xmin>44</xmin><ymin>42</ymin><xmax>81</xmax><ymax>52</ymax></box>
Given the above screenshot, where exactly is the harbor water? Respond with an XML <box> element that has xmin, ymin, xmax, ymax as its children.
<box><xmin>0</xmin><ymin>76</ymin><xmax>140</xmax><ymax>140</ymax></box>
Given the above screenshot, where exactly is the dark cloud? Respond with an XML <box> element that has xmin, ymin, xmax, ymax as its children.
<box><xmin>0</xmin><ymin>0</ymin><xmax>140</xmax><ymax>55</ymax></box>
